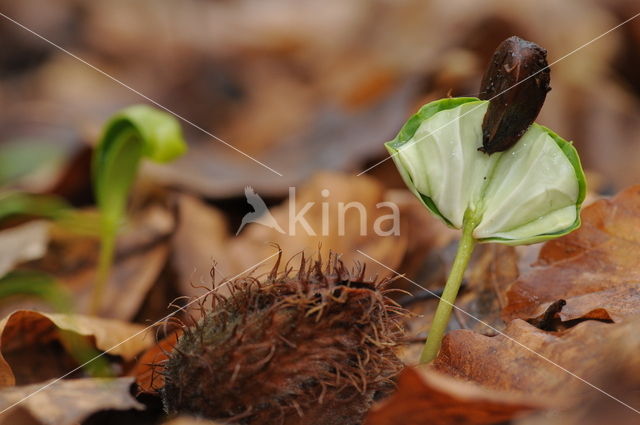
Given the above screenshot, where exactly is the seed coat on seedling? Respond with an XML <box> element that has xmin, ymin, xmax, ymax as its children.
<box><xmin>479</xmin><ymin>36</ymin><xmax>551</xmax><ymax>154</ymax></box>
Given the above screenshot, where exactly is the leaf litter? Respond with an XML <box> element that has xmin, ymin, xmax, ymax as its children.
<box><xmin>2</xmin><ymin>1</ymin><xmax>640</xmax><ymax>423</ymax></box>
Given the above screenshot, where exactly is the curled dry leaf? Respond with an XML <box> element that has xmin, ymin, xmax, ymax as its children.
<box><xmin>0</xmin><ymin>310</ymin><xmax>153</xmax><ymax>387</ymax></box>
<box><xmin>504</xmin><ymin>185</ymin><xmax>640</xmax><ymax>322</ymax></box>
<box><xmin>365</xmin><ymin>366</ymin><xmax>538</xmax><ymax>425</ymax></box>
<box><xmin>0</xmin><ymin>377</ymin><xmax>142</xmax><ymax>425</ymax></box>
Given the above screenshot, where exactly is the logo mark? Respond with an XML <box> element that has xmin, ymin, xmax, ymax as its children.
<box><xmin>236</xmin><ymin>186</ymin><xmax>285</xmax><ymax>235</ymax></box>
<box><xmin>236</xmin><ymin>186</ymin><xmax>400</xmax><ymax>237</ymax></box>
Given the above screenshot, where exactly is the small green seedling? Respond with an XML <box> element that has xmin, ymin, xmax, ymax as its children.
<box><xmin>386</xmin><ymin>37</ymin><xmax>586</xmax><ymax>363</ymax></box>
<box><xmin>91</xmin><ymin>105</ymin><xmax>187</xmax><ymax>314</ymax></box>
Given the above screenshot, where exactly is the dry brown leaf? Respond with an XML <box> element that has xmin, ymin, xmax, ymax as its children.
<box><xmin>234</xmin><ymin>172</ymin><xmax>406</xmax><ymax>275</ymax></box>
<box><xmin>433</xmin><ymin>319</ymin><xmax>640</xmax><ymax>407</ymax></box>
<box><xmin>10</xmin><ymin>205</ymin><xmax>173</xmax><ymax>320</ymax></box>
<box><xmin>171</xmin><ymin>195</ymin><xmax>234</xmax><ymax>295</ymax></box>
<box><xmin>504</xmin><ymin>185</ymin><xmax>640</xmax><ymax>322</ymax></box>
<box><xmin>216</xmin><ymin>60</ymin><xmax>314</xmax><ymax>155</ymax></box>
<box><xmin>0</xmin><ymin>221</ymin><xmax>49</xmax><ymax>278</ymax></box>
<box><xmin>365</xmin><ymin>366</ymin><xmax>539</xmax><ymax>425</ymax></box>
<box><xmin>147</xmin><ymin>78</ymin><xmax>413</xmax><ymax>198</ymax></box>
<box><xmin>516</xmin><ymin>319</ymin><xmax>640</xmax><ymax>425</ymax></box>
<box><xmin>0</xmin><ymin>377</ymin><xmax>142</xmax><ymax>425</ymax></box>
<box><xmin>531</xmin><ymin>286</ymin><xmax>638</xmax><ymax>324</ymax></box>
<box><xmin>172</xmin><ymin>172</ymin><xmax>408</xmax><ymax>298</ymax></box>
<box><xmin>566</xmin><ymin>84</ymin><xmax>640</xmax><ymax>191</ymax></box>
<box><xmin>0</xmin><ymin>310</ymin><xmax>153</xmax><ymax>387</ymax></box>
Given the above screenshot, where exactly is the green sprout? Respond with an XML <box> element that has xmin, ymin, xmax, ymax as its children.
<box><xmin>386</xmin><ymin>38</ymin><xmax>586</xmax><ymax>363</ymax></box>
<box><xmin>91</xmin><ymin>105</ymin><xmax>187</xmax><ymax>314</ymax></box>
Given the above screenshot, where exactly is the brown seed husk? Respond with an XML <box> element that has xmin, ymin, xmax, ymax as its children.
<box><xmin>160</xmin><ymin>253</ymin><xmax>405</xmax><ymax>425</ymax></box>
<box><xmin>479</xmin><ymin>36</ymin><xmax>551</xmax><ymax>154</ymax></box>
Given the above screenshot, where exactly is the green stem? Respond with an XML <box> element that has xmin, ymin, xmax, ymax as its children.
<box><xmin>420</xmin><ymin>211</ymin><xmax>479</xmax><ymax>363</ymax></box>
<box><xmin>90</xmin><ymin>219</ymin><xmax>116</xmax><ymax>315</ymax></box>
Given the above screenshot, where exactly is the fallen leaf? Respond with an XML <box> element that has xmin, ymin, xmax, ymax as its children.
<box><xmin>504</xmin><ymin>185</ymin><xmax>640</xmax><ymax>322</ymax></box>
<box><xmin>0</xmin><ymin>310</ymin><xmax>153</xmax><ymax>387</ymax></box>
<box><xmin>13</xmin><ymin>204</ymin><xmax>173</xmax><ymax>319</ymax></box>
<box><xmin>232</xmin><ymin>172</ymin><xmax>407</xmax><ymax>278</ymax></box>
<box><xmin>516</xmin><ymin>319</ymin><xmax>640</xmax><ymax>425</ymax></box>
<box><xmin>530</xmin><ymin>286</ymin><xmax>638</xmax><ymax>324</ymax></box>
<box><xmin>433</xmin><ymin>318</ymin><xmax>640</xmax><ymax>409</ymax></box>
<box><xmin>0</xmin><ymin>221</ymin><xmax>48</xmax><ymax>278</ymax></box>
<box><xmin>565</xmin><ymin>83</ymin><xmax>640</xmax><ymax>192</ymax></box>
<box><xmin>171</xmin><ymin>195</ymin><xmax>233</xmax><ymax>295</ymax></box>
<box><xmin>365</xmin><ymin>366</ymin><xmax>539</xmax><ymax>425</ymax></box>
<box><xmin>0</xmin><ymin>377</ymin><xmax>143</xmax><ymax>425</ymax></box>
<box><xmin>172</xmin><ymin>172</ymin><xmax>408</xmax><ymax>298</ymax></box>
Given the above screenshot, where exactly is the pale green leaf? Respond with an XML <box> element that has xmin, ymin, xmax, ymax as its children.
<box><xmin>385</xmin><ymin>98</ymin><xmax>586</xmax><ymax>244</ymax></box>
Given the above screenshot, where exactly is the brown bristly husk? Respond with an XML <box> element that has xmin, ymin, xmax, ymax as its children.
<box><xmin>158</xmin><ymin>251</ymin><xmax>406</xmax><ymax>425</ymax></box>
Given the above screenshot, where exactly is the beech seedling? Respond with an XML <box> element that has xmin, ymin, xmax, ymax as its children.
<box><xmin>91</xmin><ymin>105</ymin><xmax>186</xmax><ymax>314</ymax></box>
<box><xmin>385</xmin><ymin>37</ymin><xmax>586</xmax><ymax>363</ymax></box>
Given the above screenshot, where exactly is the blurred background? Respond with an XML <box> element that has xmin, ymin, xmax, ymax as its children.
<box><xmin>1</xmin><ymin>0</ymin><xmax>640</xmax><ymax>320</ymax></box>
<box><xmin>2</xmin><ymin>3</ymin><xmax>640</xmax><ymax>423</ymax></box>
<box><xmin>2</xmin><ymin>0</ymin><xmax>640</xmax><ymax>199</ymax></box>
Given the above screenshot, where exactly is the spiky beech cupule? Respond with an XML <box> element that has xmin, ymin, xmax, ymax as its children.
<box><xmin>159</xmin><ymin>253</ymin><xmax>405</xmax><ymax>425</ymax></box>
